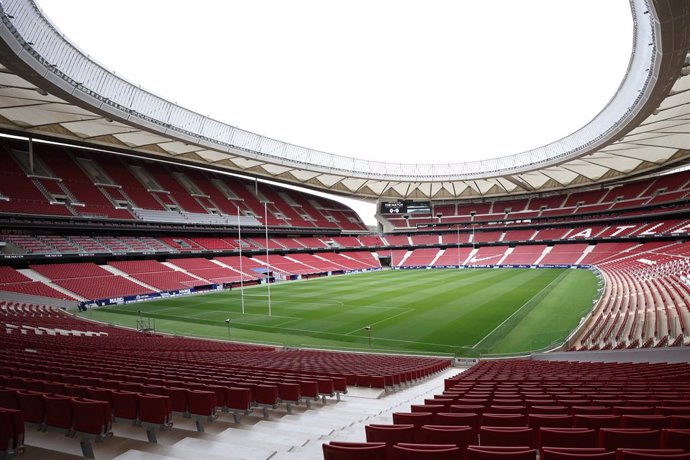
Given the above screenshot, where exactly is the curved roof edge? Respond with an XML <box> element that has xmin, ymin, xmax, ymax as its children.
<box><xmin>0</xmin><ymin>0</ymin><xmax>687</xmax><ymax>200</ymax></box>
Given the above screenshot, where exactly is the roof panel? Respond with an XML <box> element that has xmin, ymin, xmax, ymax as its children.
<box><xmin>629</xmin><ymin>132</ymin><xmax>690</xmax><ymax>150</ymax></box>
<box><xmin>562</xmin><ymin>161</ymin><xmax>610</xmax><ymax>180</ymax></box>
<box><xmin>313</xmin><ymin>174</ymin><xmax>344</xmax><ymax>187</ymax></box>
<box><xmin>0</xmin><ymin>105</ymin><xmax>92</xmax><ymax>126</ymax></box>
<box><xmin>113</xmin><ymin>131</ymin><xmax>172</xmax><ymax>147</ymax></box>
<box><xmin>60</xmin><ymin>119</ymin><xmax>133</xmax><ymax>138</ymax></box>
<box><xmin>196</xmin><ymin>150</ymin><xmax>230</xmax><ymax>162</ymax></box>
<box><xmin>603</xmin><ymin>145</ymin><xmax>677</xmax><ymax>162</ymax></box>
<box><xmin>161</xmin><ymin>141</ymin><xmax>206</xmax><ymax>155</ymax></box>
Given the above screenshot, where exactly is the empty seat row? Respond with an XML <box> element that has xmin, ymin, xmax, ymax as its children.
<box><xmin>384</xmin><ymin>414</ymin><xmax>690</xmax><ymax>447</ymax></box>
<box><xmin>0</xmin><ymin>370</ymin><xmax>327</xmax><ymax>421</ymax></box>
<box><xmin>1</xmin><ymin>390</ymin><xmax>111</xmax><ymax>458</ymax></box>
<box><xmin>413</xmin><ymin>401</ymin><xmax>690</xmax><ymax>416</ymax></box>
<box><xmin>393</xmin><ymin>411</ymin><xmax>690</xmax><ymax>431</ymax></box>
<box><xmin>323</xmin><ymin>442</ymin><xmax>690</xmax><ymax>460</ymax></box>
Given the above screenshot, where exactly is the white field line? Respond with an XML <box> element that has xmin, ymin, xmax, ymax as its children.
<box><xmin>344</xmin><ymin>307</ymin><xmax>415</xmax><ymax>335</ymax></box>
<box><xmin>268</xmin><ymin>318</ymin><xmax>302</xmax><ymax>328</ymax></box>
<box><xmin>471</xmin><ymin>271</ymin><xmax>568</xmax><ymax>349</ymax></box>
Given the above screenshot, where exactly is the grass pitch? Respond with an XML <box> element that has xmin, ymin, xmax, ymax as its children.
<box><xmin>80</xmin><ymin>268</ymin><xmax>598</xmax><ymax>357</ymax></box>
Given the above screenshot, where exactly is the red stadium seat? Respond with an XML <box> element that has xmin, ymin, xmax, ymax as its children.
<box><xmin>85</xmin><ymin>387</ymin><xmax>113</xmax><ymax>404</ymax></box>
<box><xmin>255</xmin><ymin>385</ymin><xmax>280</xmax><ymax>418</ymax></box>
<box><xmin>617</xmin><ymin>449</ymin><xmax>690</xmax><ymax>460</ymax></box>
<box><xmin>365</xmin><ymin>424</ymin><xmax>415</xmax><ymax>458</ymax></box>
<box><xmin>572</xmin><ymin>406</ymin><xmax>613</xmax><ymax>415</ymax></box>
<box><xmin>43</xmin><ymin>381</ymin><xmax>67</xmax><ymax>395</ymax></box>
<box><xmin>317</xmin><ymin>378</ymin><xmax>336</xmax><ymax>403</ymax></box>
<box><xmin>482</xmin><ymin>413</ymin><xmax>527</xmax><ymax>427</ymax></box>
<box><xmin>2</xmin><ymin>378</ymin><xmax>24</xmax><ymax>390</ymax></box>
<box><xmin>622</xmin><ymin>415</ymin><xmax>673</xmax><ymax>430</ymax></box>
<box><xmin>71</xmin><ymin>398</ymin><xmax>113</xmax><ymax>458</ymax></box>
<box><xmin>73</xmin><ymin>398</ymin><xmax>111</xmax><ymax>432</ymax></box>
<box><xmin>22</xmin><ymin>379</ymin><xmax>45</xmax><ymax>392</ymax></box>
<box><xmin>529</xmin><ymin>414</ymin><xmax>574</xmax><ymax>429</ymax></box>
<box><xmin>137</xmin><ymin>394</ymin><xmax>172</xmax><ymax>443</ymax></box>
<box><xmin>531</xmin><ymin>406</ymin><xmax>570</xmax><ymax>415</ymax></box>
<box><xmin>671</xmin><ymin>416</ymin><xmax>690</xmax><ymax>428</ymax></box>
<box><xmin>226</xmin><ymin>387</ymin><xmax>253</xmax><ymax>423</ymax></box>
<box><xmin>467</xmin><ymin>445</ymin><xmax>536</xmax><ymax>460</ymax></box>
<box><xmin>298</xmin><ymin>380</ymin><xmax>319</xmax><ymax>407</ymax></box>
<box><xmin>539</xmin><ymin>428</ymin><xmax>598</xmax><ymax>448</ymax></box>
<box><xmin>450</xmin><ymin>405</ymin><xmax>487</xmax><ymax>416</ymax></box>
<box><xmin>323</xmin><ymin>441</ymin><xmax>387</xmax><ymax>460</ymax></box>
<box><xmin>615</xmin><ymin>407</ymin><xmax>656</xmax><ymax>416</ymax></box>
<box><xmin>661</xmin><ymin>429</ymin><xmax>690</xmax><ymax>451</ymax></box>
<box><xmin>541</xmin><ymin>448</ymin><xmax>616</xmax><ymax>460</ymax></box>
<box><xmin>111</xmin><ymin>391</ymin><xmax>138</xmax><ymax>423</ymax></box>
<box><xmin>598</xmin><ymin>428</ymin><xmax>660</xmax><ymax>450</ymax></box>
<box><xmin>16</xmin><ymin>391</ymin><xmax>45</xmax><ymax>427</ymax></box>
<box><xmin>427</xmin><ymin>398</ymin><xmax>455</xmax><ymax>407</ymax></box>
<box><xmin>65</xmin><ymin>384</ymin><xmax>89</xmax><ymax>399</ymax></box>
<box><xmin>187</xmin><ymin>390</ymin><xmax>218</xmax><ymax>432</ymax></box>
<box><xmin>392</xmin><ymin>412</ymin><xmax>435</xmax><ymax>442</ymax></box>
<box><xmin>657</xmin><ymin>407</ymin><xmax>690</xmax><ymax>416</ymax></box>
<box><xmin>480</xmin><ymin>426</ymin><xmax>534</xmax><ymax>448</ymax></box>
<box><xmin>421</xmin><ymin>424</ymin><xmax>476</xmax><ymax>447</ymax></box>
<box><xmin>435</xmin><ymin>412</ymin><xmax>480</xmax><ymax>432</ymax></box>
<box><xmin>390</xmin><ymin>443</ymin><xmax>461</xmax><ymax>460</ymax></box>
<box><xmin>0</xmin><ymin>408</ymin><xmax>24</xmax><ymax>459</ymax></box>
<box><xmin>43</xmin><ymin>394</ymin><xmax>74</xmax><ymax>435</ymax></box>
<box><xmin>411</xmin><ymin>404</ymin><xmax>445</xmax><ymax>414</ymax></box>
<box><xmin>164</xmin><ymin>387</ymin><xmax>189</xmax><ymax>417</ymax></box>
<box><xmin>277</xmin><ymin>382</ymin><xmax>302</xmax><ymax>413</ymax></box>
<box><xmin>0</xmin><ymin>389</ymin><xmax>19</xmax><ymax>410</ymax></box>
<box><xmin>490</xmin><ymin>405</ymin><xmax>527</xmax><ymax>415</ymax></box>
<box><xmin>573</xmin><ymin>415</ymin><xmax>621</xmax><ymax>429</ymax></box>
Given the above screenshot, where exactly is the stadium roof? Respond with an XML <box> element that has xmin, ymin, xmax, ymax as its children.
<box><xmin>0</xmin><ymin>0</ymin><xmax>688</xmax><ymax>201</ymax></box>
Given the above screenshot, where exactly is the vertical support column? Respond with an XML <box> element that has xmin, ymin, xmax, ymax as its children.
<box><xmin>28</xmin><ymin>137</ymin><xmax>35</xmax><ymax>174</ymax></box>
<box><xmin>237</xmin><ymin>206</ymin><xmax>245</xmax><ymax>314</ymax></box>
<box><xmin>264</xmin><ymin>200</ymin><xmax>272</xmax><ymax>317</ymax></box>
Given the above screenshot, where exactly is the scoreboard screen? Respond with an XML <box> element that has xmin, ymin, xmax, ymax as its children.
<box><xmin>406</xmin><ymin>201</ymin><xmax>431</xmax><ymax>214</ymax></box>
<box><xmin>380</xmin><ymin>200</ymin><xmax>431</xmax><ymax>215</ymax></box>
<box><xmin>380</xmin><ymin>201</ymin><xmax>406</xmax><ymax>214</ymax></box>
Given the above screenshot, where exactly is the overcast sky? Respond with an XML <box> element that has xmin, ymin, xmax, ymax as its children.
<box><xmin>36</xmin><ymin>0</ymin><xmax>632</xmax><ymax>225</ymax></box>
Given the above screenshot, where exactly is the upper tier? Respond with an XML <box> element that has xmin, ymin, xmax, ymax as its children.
<box><xmin>380</xmin><ymin>168</ymin><xmax>690</xmax><ymax>231</ymax></box>
<box><xmin>0</xmin><ymin>138</ymin><xmax>366</xmax><ymax>231</ymax></box>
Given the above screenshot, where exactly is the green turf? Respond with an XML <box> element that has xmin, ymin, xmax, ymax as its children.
<box><xmin>79</xmin><ymin>268</ymin><xmax>599</xmax><ymax>357</ymax></box>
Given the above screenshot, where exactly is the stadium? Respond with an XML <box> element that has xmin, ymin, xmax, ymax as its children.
<box><xmin>0</xmin><ymin>0</ymin><xmax>689</xmax><ymax>459</ymax></box>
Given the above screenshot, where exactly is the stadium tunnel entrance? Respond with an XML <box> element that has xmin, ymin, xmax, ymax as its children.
<box><xmin>378</xmin><ymin>255</ymin><xmax>392</xmax><ymax>269</ymax></box>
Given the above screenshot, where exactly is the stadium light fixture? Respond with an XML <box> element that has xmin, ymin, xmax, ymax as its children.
<box><xmin>364</xmin><ymin>325</ymin><xmax>372</xmax><ymax>347</ymax></box>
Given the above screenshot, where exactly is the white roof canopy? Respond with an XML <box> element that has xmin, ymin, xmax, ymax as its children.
<box><xmin>0</xmin><ymin>0</ymin><xmax>688</xmax><ymax>201</ymax></box>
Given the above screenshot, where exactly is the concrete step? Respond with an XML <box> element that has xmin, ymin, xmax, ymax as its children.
<box><xmin>171</xmin><ymin>437</ymin><xmax>276</xmax><ymax>460</ymax></box>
